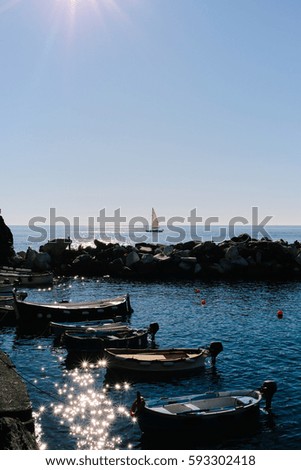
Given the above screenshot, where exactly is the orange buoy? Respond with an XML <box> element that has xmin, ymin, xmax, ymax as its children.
<box><xmin>194</xmin><ymin>288</ymin><xmax>201</xmax><ymax>294</ymax></box>
<box><xmin>277</xmin><ymin>309</ymin><xmax>283</xmax><ymax>319</ymax></box>
<box><xmin>201</xmin><ymin>299</ymin><xmax>206</xmax><ymax>305</ymax></box>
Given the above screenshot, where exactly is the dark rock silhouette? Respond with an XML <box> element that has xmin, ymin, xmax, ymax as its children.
<box><xmin>0</xmin><ymin>215</ymin><xmax>15</xmax><ymax>266</ymax></box>
<box><xmin>33</xmin><ymin>234</ymin><xmax>301</xmax><ymax>280</ymax></box>
<box><xmin>0</xmin><ymin>417</ymin><xmax>38</xmax><ymax>450</ymax></box>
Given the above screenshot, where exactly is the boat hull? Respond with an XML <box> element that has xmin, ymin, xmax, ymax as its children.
<box><xmin>0</xmin><ymin>268</ymin><xmax>53</xmax><ymax>286</ymax></box>
<box><xmin>64</xmin><ymin>330</ymin><xmax>149</xmax><ymax>354</ymax></box>
<box><xmin>104</xmin><ymin>348</ymin><xmax>209</xmax><ymax>374</ymax></box>
<box><xmin>14</xmin><ymin>294</ymin><xmax>132</xmax><ymax>334</ymax></box>
<box><xmin>134</xmin><ymin>390</ymin><xmax>262</xmax><ymax>435</ymax></box>
<box><xmin>49</xmin><ymin>319</ymin><xmax>124</xmax><ymax>337</ymax></box>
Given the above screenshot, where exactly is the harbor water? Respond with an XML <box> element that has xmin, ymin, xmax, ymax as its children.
<box><xmin>0</xmin><ymin>226</ymin><xmax>301</xmax><ymax>450</ymax></box>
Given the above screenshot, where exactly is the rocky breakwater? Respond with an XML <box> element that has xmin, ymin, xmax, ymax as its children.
<box><xmin>23</xmin><ymin>234</ymin><xmax>301</xmax><ymax>280</ymax></box>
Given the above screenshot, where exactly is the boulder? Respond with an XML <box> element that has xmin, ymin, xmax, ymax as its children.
<box><xmin>230</xmin><ymin>256</ymin><xmax>249</xmax><ymax>267</ymax></box>
<box><xmin>175</xmin><ymin>249</ymin><xmax>191</xmax><ymax>258</ymax></box>
<box><xmin>141</xmin><ymin>254</ymin><xmax>154</xmax><ymax>264</ymax></box>
<box><xmin>192</xmin><ymin>241</ymin><xmax>224</xmax><ymax>262</ymax></box>
<box><xmin>108</xmin><ymin>257</ymin><xmax>125</xmax><ymax>274</ymax></box>
<box><xmin>163</xmin><ymin>245</ymin><xmax>174</xmax><ymax>256</ymax></box>
<box><xmin>25</xmin><ymin>248</ymin><xmax>51</xmax><ymax>272</ymax></box>
<box><xmin>138</xmin><ymin>246</ymin><xmax>153</xmax><ymax>254</ymax></box>
<box><xmin>94</xmin><ymin>239</ymin><xmax>109</xmax><ymax>251</ymax></box>
<box><xmin>178</xmin><ymin>260</ymin><xmax>196</xmax><ymax>271</ymax></box>
<box><xmin>153</xmin><ymin>253</ymin><xmax>170</xmax><ymax>262</ymax></box>
<box><xmin>225</xmin><ymin>245</ymin><xmax>240</xmax><ymax>260</ymax></box>
<box><xmin>125</xmin><ymin>251</ymin><xmax>140</xmax><ymax>267</ymax></box>
<box><xmin>40</xmin><ymin>238</ymin><xmax>71</xmax><ymax>259</ymax></box>
<box><xmin>194</xmin><ymin>263</ymin><xmax>202</xmax><ymax>274</ymax></box>
<box><xmin>72</xmin><ymin>253</ymin><xmax>93</xmax><ymax>266</ymax></box>
<box><xmin>230</xmin><ymin>233</ymin><xmax>252</xmax><ymax>243</ymax></box>
<box><xmin>295</xmin><ymin>252</ymin><xmax>301</xmax><ymax>265</ymax></box>
<box><xmin>218</xmin><ymin>258</ymin><xmax>233</xmax><ymax>272</ymax></box>
<box><xmin>0</xmin><ymin>417</ymin><xmax>38</xmax><ymax>450</ymax></box>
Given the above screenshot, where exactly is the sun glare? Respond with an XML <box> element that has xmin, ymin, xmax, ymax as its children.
<box><xmin>54</xmin><ymin>0</ymin><xmax>129</xmax><ymax>43</ymax></box>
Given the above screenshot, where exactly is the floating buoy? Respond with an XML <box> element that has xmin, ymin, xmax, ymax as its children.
<box><xmin>194</xmin><ymin>288</ymin><xmax>201</xmax><ymax>294</ymax></box>
<box><xmin>201</xmin><ymin>299</ymin><xmax>206</xmax><ymax>305</ymax></box>
<box><xmin>277</xmin><ymin>309</ymin><xmax>283</xmax><ymax>319</ymax></box>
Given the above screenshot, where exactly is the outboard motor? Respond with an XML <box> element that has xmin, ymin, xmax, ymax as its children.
<box><xmin>260</xmin><ymin>380</ymin><xmax>277</xmax><ymax>411</ymax></box>
<box><xmin>126</xmin><ymin>294</ymin><xmax>133</xmax><ymax>314</ymax></box>
<box><xmin>208</xmin><ymin>341</ymin><xmax>223</xmax><ymax>365</ymax></box>
<box><xmin>18</xmin><ymin>291</ymin><xmax>28</xmax><ymax>301</ymax></box>
<box><xmin>148</xmin><ymin>322</ymin><xmax>159</xmax><ymax>341</ymax></box>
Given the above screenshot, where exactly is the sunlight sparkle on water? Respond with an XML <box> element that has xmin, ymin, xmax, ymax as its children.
<box><xmin>52</xmin><ymin>367</ymin><xmax>130</xmax><ymax>449</ymax></box>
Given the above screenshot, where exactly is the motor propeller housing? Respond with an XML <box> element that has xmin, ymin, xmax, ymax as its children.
<box><xmin>260</xmin><ymin>380</ymin><xmax>277</xmax><ymax>410</ymax></box>
<box><xmin>208</xmin><ymin>341</ymin><xmax>223</xmax><ymax>364</ymax></box>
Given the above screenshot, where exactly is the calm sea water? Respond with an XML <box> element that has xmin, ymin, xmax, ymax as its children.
<box><xmin>1</xmin><ymin>226</ymin><xmax>301</xmax><ymax>450</ymax></box>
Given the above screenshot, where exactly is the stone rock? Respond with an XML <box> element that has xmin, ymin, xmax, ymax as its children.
<box><xmin>231</xmin><ymin>233</ymin><xmax>252</xmax><ymax>243</ymax></box>
<box><xmin>40</xmin><ymin>238</ymin><xmax>71</xmax><ymax>259</ymax></box>
<box><xmin>138</xmin><ymin>246</ymin><xmax>153</xmax><ymax>254</ymax></box>
<box><xmin>178</xmin><ymin>261</ymin><xmax>194</xmax><ymax>271</ymax></box>
<box><xmin>192</xmin><ymin>241</ymin><xmax>224</xmax><ymax>262</ymax></box>
<box><xmin>94</xmin><ymin>239</ymin><xmax>109</xmax><ymax>251</ymax></box>
<box><xmin>0</xmin><ymin>417</ymin><xmax>38</xmax><ymax>450</ymax></box>
<box><xmin>141</xmin><ymin>254</ymin><xmax>154</xmax><ymax>264</ymax></box>
<box><xmin>72</xmin><ymin>253</ymin><xmax>92</xmax><ymax>265</ymax></box>
<box><xmin>256</xmin><ymin>251</ymin><xmax>262</xmax><ymax>264</ymax></box>
<box><xmin>182</xmin><ymin>240</ymin><xmax>197</xmax><ymax>250</ymax></box>
<box><xmin>175</xmin><ymin>249</ymin><xmax>191</xmax><ymax>258</ymax></box>
<box><xmin>194</xmin><ymin>263</ymin><xmax>202</xmax><ymax>274</ymax></box>
<box><xmin>125</xmin><ymin>251</ymin><xmax>140</xmax><ymax>267</ymax></box>
<box><xmin>111</xmin><ymin>246</ymin><xmax>127</xmax><ymax>259</ymax></box>
<box><xmin>230</xmin><ymin>256</ymin><xmax>248</xmax><ymax>267</ymax></box>
<box><xmin>210</xmin><ymin>263</ymin><xmax>225</xmax><ymax>274</ymax></box>
<box><xmin>179</xmin><ymin>256</ymin><xmax>197</xmax><ymax>264</ymax></box>
<box><xmin>25</xmin><ymin>248</ymin><xmax>51</xmax><ymax>272</ymax></box>
<box><xmin>153</xmin><ymin>253</ymin><xmax>170</xmax><ymax>262</ymax></box>
<box><xmin>10</xmin><ymin>254</ymin><xmax>25</xmax><ymax>268</ymax></box>
<box><xmin>163</xmin><ymin>245</ymin><xmax>174</xmax><ymax>256</ymax></box>
<box><xmin>295</xmin><ymin>252</ymin><xmax>301</xmax><ymax>265</ymax></box>
<box><xmin>225</xmin><ymin>245</ymin><xmax>240</xmax><ymax>260</ymax></box>
<box><xmin>108</xmin><ymin>257</ymin><xmax>125</xmax><ymax>274</ymax></box>
<box><xmin>218</xmin><ymin>258</ymin><xmax>233</xmax><ymax>272</ymax></box>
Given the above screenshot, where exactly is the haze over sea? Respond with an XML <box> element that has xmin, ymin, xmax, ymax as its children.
<box><xmin>11</xmin><ymin>224</ymin><xmax>301</xmax><ymax>252</ymax></box>
<box><xmin>0</xmin><ymin>225</ymin><xmax>300</xmax><ymax>450</ymax></box>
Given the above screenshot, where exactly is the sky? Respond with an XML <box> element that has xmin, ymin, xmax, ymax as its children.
<box><xmin>0</xmin><ymin>0</ymin><xmax>300</xmax><ymax>226</ymax></box>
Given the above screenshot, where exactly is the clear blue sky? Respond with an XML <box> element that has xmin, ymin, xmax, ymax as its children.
<box><xmin>1</xmin><ymin>0</ymin><xmax>300</xmax><ymax>226</ymax></box>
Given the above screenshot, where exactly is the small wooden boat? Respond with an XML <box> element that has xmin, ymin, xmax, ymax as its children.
<box><xmin>0</xmin><ymin>267</ymin><xmax>53</xmax><ymax>287</ymax></box>
<box><xmin>14</xmin><ymin>292</ymin><xmax>133</xmax><ymax>333</ymax></box>
<box><xmin>130</xmin><ymin>380</ymin><xmax>277</xmax><ymax>435</ymax></box>
<box><xmin>49</xmin><ymin>318</ymin><xmax>124</xmax><ymax>336</ymax></box>
<box><xmin>0</xmin><ymin>292</ymin><xmax>27</xmax><ymax>327</ymax></box>
<box><xmin>63</xmin><ymin>323</ymin><xmax>159</xmax><ymax>354</ymax></box>
<box><xmin>0</xmin><ymin>291</ymin><xmax>27</xmax><ymax>307</ymax></box>
<box><xmin>104</xmin><ymin>342</ymin><xmax>223</xmax><ymax>374</ymax></box>
<box><xmin>0</xmin><ymin>305</ymin><xmax>16</xmax><ymax>327</ymax></box>
<box><xmin>0</xmin><ymin>280</ymin><xmax>19</xmax><ymax>296</ymax></box>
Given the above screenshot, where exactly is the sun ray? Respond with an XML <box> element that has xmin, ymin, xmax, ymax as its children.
<box><xmin>0</xmin><ymin>0</ymin><xmax>22</xmax><ymax>15</ymax></box>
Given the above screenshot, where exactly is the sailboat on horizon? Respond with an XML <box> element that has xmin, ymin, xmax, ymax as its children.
<box><xmin>146</xmin><ymin>208</ymin><xmax>164</xmax><ymax>233</ymax></box>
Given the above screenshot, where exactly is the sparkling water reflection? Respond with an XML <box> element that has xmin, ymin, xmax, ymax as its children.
<box><xmin>1</xmin><ymin>275</ymin><xmax>301</xmax><ymax>449</ymax></box>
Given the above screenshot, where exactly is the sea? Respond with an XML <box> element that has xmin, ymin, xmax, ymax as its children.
<box><xmin>1</xmin><ymin>225</ymin><xmax>301</xmax><ymax>451</ymax></box>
